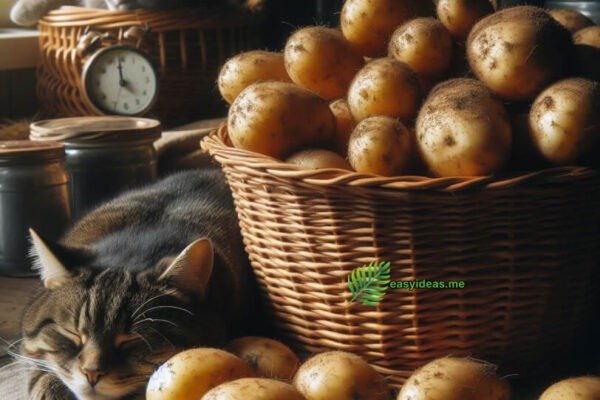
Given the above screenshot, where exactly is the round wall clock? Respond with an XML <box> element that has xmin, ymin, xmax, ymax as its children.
<box><xmin>82</xmin><ymin>45</ymin><xmax>159</xmax><ymax>116</ymax></box>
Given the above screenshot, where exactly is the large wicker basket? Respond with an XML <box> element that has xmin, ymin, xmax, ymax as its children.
<box><xmin>37</xmin><ymin>7</ymin><xmax>262</xmax><ymax>127</ymax></box>
<box><xmin>202</xmin><ymin>126</ymin><xmax>600</xmax><ymax>388</ymax></box>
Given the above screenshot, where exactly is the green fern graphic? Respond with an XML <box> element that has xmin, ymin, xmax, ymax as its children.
<box><xmin>347</xmin><ymin>261</ymin><xmax>391</xmax><ymax>306</ymax></box>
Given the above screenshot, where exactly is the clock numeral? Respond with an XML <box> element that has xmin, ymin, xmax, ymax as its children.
<box><xmin>145</xmin><ymin>76</ymin><xmax>150</xmax><ymax>84</ymax></box>
<box><xmin>124</xmin><ymin>102</ymin><xmax>129</xmax><ymax>111</ymax></box>
<box><xmin>141</xmin><ymin>65</ymin><xmax>146</xmax><ymax>73</ymax></box>
<box><xmin>135</xmin><ymin>98</ymin><xmax>141</xmax><ymax>106</ymax></box>
<box><xmin>119</xmin><ymin>56</ymin><xmax>125</xmax><ymax>62</ymax></box>
<box><xmin>142</xmin><ymin>90</ymin><xmax>147</xmax><ymax>96</ymax></box>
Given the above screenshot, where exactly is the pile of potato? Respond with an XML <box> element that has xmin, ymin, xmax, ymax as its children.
<box><xmin>217</xmin><ymin>0</ymin><xmax>600</xmax><ymax>178</ymax></box>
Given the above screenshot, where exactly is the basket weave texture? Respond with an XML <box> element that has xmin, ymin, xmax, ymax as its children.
<box><xmin>37</xmin><ymin>7</ymin><xmax>262</xmax><ymax>126</ymax></box>
<box><xmin>202</xmin><ymin>126</ymin><xmax>600</xmax><ymax>387</ymax></box>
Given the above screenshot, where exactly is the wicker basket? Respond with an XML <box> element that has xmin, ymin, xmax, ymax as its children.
<box><xmin>202</xmin><ymin>126</ymin><xmax>600</xmax><ymax>388</ymax></box>
<box><xmin>37</xmin><ymin>7</ymin><xmax>262</xmax><ymax>127</ymax></box>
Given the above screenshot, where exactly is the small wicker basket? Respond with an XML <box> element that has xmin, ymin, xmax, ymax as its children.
<box><xmin>37</xmin><ymin>7</ymin><xmax>262</xmax><ymax>127</ymax></box>
<box><xmin>202</xmin><ymin>126</ymin><xmax>600</xmax><ymax>388</ymax></box>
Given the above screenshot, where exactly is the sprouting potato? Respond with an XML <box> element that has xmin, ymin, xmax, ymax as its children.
<box><xmin>146</xmin><ymin>348</ymin><xmax>253</xmax><ymax>400</ymax></box>
<box><xmin>340</xmin><ymin>0</ymin><xmax>435</xmax><ymax>57</ymax></box>
<box><xmin>347</xmin><ymin>116</ymin><xmax>413</xmax><ymax>176</ymax></box>
<box><xmin>467</xmin><ymin>6</ymin><xmax>574</xmax><ymax>101</ymax></box>
<box><xmin>437</xmin><ymin>0</ymin><xmax>494</xmax><ymax>40</ymax></box>
<box><xmin>389</xmin><ymin>17</ymin><xmax>454</xmax><ymax>79</ymax></box>
<box><xmin>528</xmin><ymin>78</ymin><xmax>600</xmax><ymax>165</ymax></box>
<box><xmin>227</xmin><ymin>336</ymin><xmax>301</xmax><ymax>381</ymax></box>
<box><xmin>294</xmin><ymin>351</ymin><xmax>391</xmax><ymax>400</ymax></box>
<box><xmin>397</xmin><ymin>357</ymin><xmax>510</xmax><ymax>400</ymax></box>
<box><xmin>218</xmin><ymin>51</ymin><xmax>292</xmax><ymax>104</ymax></box>
<box><xmin>284</xmin><ymin>27</ymin><xmax>364</xmax><ymax>100</ymax></box>
<box><xmin>416</xmin><ymin>78</ymin><xmax>512</xmax><ymax>176</ymax></box>
<box><xmin>347</xmin><ymin>58</ymin><xmax>422</xmax><ymax>122</ymax></box>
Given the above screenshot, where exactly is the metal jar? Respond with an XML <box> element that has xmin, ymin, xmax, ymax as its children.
<box><xmin>0</xmin><ymin>141</ymin><xmax>71</xmax><ymax>277</ymax></box>
<box><xmin>30</xmin><ymin>117</ymin><xmax>162</xmax><ymax>219</ymax></box>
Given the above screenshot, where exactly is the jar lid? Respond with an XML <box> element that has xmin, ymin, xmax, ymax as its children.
<box><xmin>29</xmin><ymin>116</ymin><xmax>162</xmax><ymax>147</ymax></box>
<box><xmin>0</xmin><ymin>141</ymin><xmax>65</xmax><ymax>165</ymax></box>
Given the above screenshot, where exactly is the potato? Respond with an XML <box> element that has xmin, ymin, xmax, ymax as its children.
<box><xmin>330</xmin><ymin>99</ymin><xmax>356</xmax><ymax>155</ymax></box>
<box><xmin>397</xmin><ymin>357</ymin><xmax>510</xmax><ymax>400</ymax></box>
<box><xmin>348</xmin><ymin>116</ymin><xmax>413</xmax><ymax>176</ymax></box>
<box><xmin>389</xmin><ymin>17</ymin><xmax>454</xmax><ymax>79</ymax></box>
<box><xmin>284</xmin><ymin>27</ymin><xmax>364</xmax><ymax>100</ymax></box>
<box><xmin>227</xmin><ymin>336</ymin><xmax>301</xmax><ymax>381</ymax></box>
<box><xmin>202</xmin><ymin>378</ymin><xmax>307</xmax><ymax>400</ymax></box>
<box><xmin>574</xmin><ymin>26</ymin><xmax>600</xmax><ymax>48</ymax></box>
<box><xmin>218</xmin><ymin>51</ymin><xmax>292</xmax><ymax>104</ymax></box>
<box><xmin>528</xmin><ymin>78</ymin><xmax>600</xmax><ymax>165</ymax></box>
<box><xmin>146</xmin><ymin>348</ymin><xmax>253</xmax><ymax>400</ymax></box>
<box><xmin>294</xmin><ymin>351</ymin><xmax>391</xmax><ymax>400</ymax></box>
<box><xmin>437</xmin><ymin>0</ymin><xmax>494</xmax><ymax>40</ymax></box>
<box><xmin>347</xmin><ymin>58</ymin><xmax>422</xmax><ymax>122</ymax></box>
<box><xmin>549</xmin><ymin>8</ymin><xmax>595</xmax><ymax>34</ymax></box>
<box><xmin>340</xmin><ymin>0</ymin><xmax>435</xmax><ymax>57</ymax></box>
<box><xmin>539</xmin><ymin>376</ymin><xmax>600</xmax><ymax>400</ymax></box>
<box><xmin>467</xmin><ymin>6</ymin><xmax>574</xmax><ymax>101</ymax></box>
<box><xmin>416</xmin><ymin>79</ymin><xmax>511</xmax><ymax>176</ymax></box>
<box><xmin>287</xmin><ymin>149</ymin><xmax>352</xmax><ymax>171</ymax></box>
<box><xmin>228</xmin><ymin>81</ymin><xmax>336</xmax><ymax>159</ymax></box>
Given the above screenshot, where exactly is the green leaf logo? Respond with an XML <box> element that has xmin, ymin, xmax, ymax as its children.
<box><xmin>347</xmin><ymin>261</ymin><xmax>391</xmax><ymax>306</ymax></box>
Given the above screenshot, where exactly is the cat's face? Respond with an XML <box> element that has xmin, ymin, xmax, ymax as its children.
<box><xmin>19</xmin><ymin>232</ymin><xmax>220</xmax><ymax>399</ymax></box>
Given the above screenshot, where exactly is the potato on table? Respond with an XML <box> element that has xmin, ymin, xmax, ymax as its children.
<box><xmin>347</xmin><ymin>58</ymin><xmax>422</xmax><ymax>122</ymax></box>
<box><xmin>436</xmin><ymin>0</ymin><xmax>494</xmax><ymax>40</ymax></box>
<box><xmin>228</xmin><ymin>81</ymin><xmax>336</xmax><ymax>159</ymax></box>
<box><xmin>218</xmin><ymin>51</ymin><xmax>291</xmax><ymax>104</ymax></box>
<box><xmin>202</xmin><ymin>378</ymin><xmax>307</xmax><ymax>400</ymax></box>
<box><xmin>146</xmin><ymin>348</ymin><xmax>253</xmax><ymax>400</ymax></box>
<box><xmin>467</xmin><ymin>6</ymin><xmax>574</xmax><ymax>101</ymax></box>
<box><xmin>284</xmin><ymin>27</ymin><xmax>364</xmax><ymax>100</ymax></box>
<box><xmin>397</xmin><ymin>357</ymin><xmax>510</xmax><ymax>400</ymax></box>
<box><xmin>330</xmin><ymin>98</ymin><xmax>356</xmax><ymax>155</ymax></box>
<box><xmin>389</xmin><ymin>17</ymin><xmax>454</xmax><ymax>80</ymax></box>
<box><xmin>416</xmin><ymin>78</ymin><xmax>511</xmax><ymax>177</ymax></box>
<box><xmin>294</xmin><ymin>351</ymin><xmax>391</xmax><ymax>400</ymax></box>
<box><xmin>528</xmin><ymin>78</ymin><xmax>600</xmax><ymax>165</ymax></box>
<box><xmin>539</xmin><ymin>376</ymin><xmax>600</xmax><ymax>400</ymax></box>
<box><xmin>348</xmin><ymin>116</ymin><xmax>413</xmax><ymax>176</ymax></box>
<box><xmin>227</xmin><ymin>336</ymin><xmax>301</xmax><ymax>381</ymax></box>
<box><xmin>340</xmin><ymin>0</ymin><xmax>435</xmax><ymax>57</ymax></box>
<box><xmin>549</xmin><ymin>8</ymin><xmax>594</xmax><ymax>34</ymax></box>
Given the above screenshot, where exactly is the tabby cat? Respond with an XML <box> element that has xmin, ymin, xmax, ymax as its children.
<box><xmin>16</xmin><ymin>169</ymin><xmax>258</xmax><ymax>400</ymax></box>
<box><xmin>11</xmin><ymin>0</ymin><xmax>263</xmax><ymax>26</ymax></box>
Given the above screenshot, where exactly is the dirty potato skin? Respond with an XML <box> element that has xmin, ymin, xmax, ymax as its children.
<box><xmin>549</xmin><ymin>8</ymin><xmax>594</xmax><ymax>34</ymax></box>
<box><xmin>574</xmin><ymin>26</ymin><xmax>600</xmax><ymax>48</ymax></box>
<box><xmin>227</xmin><ymin>336</ymin><xmax>301</xmax><ymax>381</ymax></box>
<box><xmin>294</xmin><ymin>351</ymin><xmax>391</xmax><ymax>400</ymax></box>
<box><xmin>202</xmin><ymin>378</ymin><xmax>307</xmax><ymax>400</ymax></box>
<box><xmin>389</xmin><ymin>17</ymin><xmax>454</xmax><ymax>79</ymax></box>
<box><xmin>330</xmin><ymin>98</ymin><xmax>357</xmax><ymax>155</ymax></box>
<box><xmin>397</xmin><ymin>357</ymin><xmax>510</xmax><ymax>400</ymax></box>
<box><xmin>228</xmin><ymin>81</ymin><xmax>336</xmax><ymax>159</ymax></box>
<box><xmin>284</xmin><ymin>27</ymin><xmax>364</xmax><ymax>100</ymax></box>
<box><xmin>467</xmin><ymin>6</ymin><xmax>574</xmax><ymax>101</ymax></box>
<box><xmin>437</xmin><ymin>0</ymin><xmax>494</xmax><ymax>40</ymax></box>
<box><xmin>218</xmin><ymin>51</ymin><xmax>292</xmax><ymax>104</ymax></box>
<box><xmin>348</xmin><ymin>116</ymin><xmax>413</xmax><ymax>176</ymax></box>
<box><xmin>416</xmin><ymin>78</ymin><xmax>512</xmax><ymax>177</ymax></box>
<box><xmin>146</xmin><ymin>348</ymin><xmax>254</xmax><ymax>400</ymax></box>
<box><xmin>539</xmin><ymin>376</ymin><xmax>600</xmax><ymax>400</ymax></box>
<box><xmin>347</xmin><ymin>58</ymin><xmax>422</xmax><ymax>122</ymax></box>
<box><xmin>287</xmin><ymin>149</ymin><xmax>353</xmax><ymax>171</ymax></box>
<box><xmin>340</xmin><ymin>0</ymin><xmax>435</xmax><ymax>57</ymax></box>
<box><xmin>528</xmin><ymin>78</ymin><xmax>600</xmax><ymax>165</ymax></box>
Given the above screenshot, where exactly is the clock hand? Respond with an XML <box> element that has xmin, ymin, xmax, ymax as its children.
<box><xmin>117</xmin><ymin>58</ymin><xmax>127</xmax><ymax>87</ymax></box>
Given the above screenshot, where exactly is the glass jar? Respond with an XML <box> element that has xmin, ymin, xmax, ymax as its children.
<box><xmin>0</xmin><ymin>141</ymin><xmax>71</xmax><ymax>276</ymax></box>
<box><xmin>30</xmin><ymin>117</ymin><xmax>162</xmax><ymax>219</ymax></box>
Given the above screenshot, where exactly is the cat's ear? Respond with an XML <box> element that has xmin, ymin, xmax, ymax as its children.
<box><xmin>159</xmin><ymin>238</ymin><xmax>214</xmax><ymax>297</ymax></box>
<box><xmin>29</xmin><ymin>229</ymin><xmax>94</xmax><ymax>289</ymax></box>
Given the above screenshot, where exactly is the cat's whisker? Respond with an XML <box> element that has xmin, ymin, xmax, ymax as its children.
<box><xmin>132</xmin><ymin>293</ymin><xmax>170</xmax><ymax>319</ymax></box>
<box><xmin>141</xmin><ymin>326</ymin><xmax>176</xmax><ymax>349</ymax></box>
<box><xmin>141</xmin><ymin>305</ymin><xmax>194</xmax><ymax>317</ymax></box>
<box><xmin>131</xmin><ymin>330</ymin><xmax>153</xmax><ymax>351</ymax></box>
<box><xmin>132</xmin><ymin>318</ymin><xmax>179</xmax><ymax>328</ymax></box>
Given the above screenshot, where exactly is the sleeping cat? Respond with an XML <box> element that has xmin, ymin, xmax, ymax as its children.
<box><xmin>16</xmin><ymin>168</ymin><xmax>258</xmax><ymax>400</ymax></box>
<box><xmin>11</xmin><ymin>0</ymin><xmax>263</xmax><ymax>26</ymax></box>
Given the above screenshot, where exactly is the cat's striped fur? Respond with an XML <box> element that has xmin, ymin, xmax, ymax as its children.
<box><xmin>17</xmin><ymin>169</ymin><xmax>256</xmax><ymax>400</ymax></box>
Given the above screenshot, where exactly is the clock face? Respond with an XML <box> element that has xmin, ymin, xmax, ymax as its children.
<box><xmin>83</xmin><ymin>46</ymin><xmax>159</xmax><ymax>116</ymax></box>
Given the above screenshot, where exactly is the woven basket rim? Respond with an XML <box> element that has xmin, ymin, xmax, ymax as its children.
<box><xmin>201</xmin><ymin>124</ymin><xmax>599</xmax><ymax>192</ymax></box>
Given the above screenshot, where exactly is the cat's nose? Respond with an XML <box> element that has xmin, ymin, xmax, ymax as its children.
<box><xmin>81</xmin><ymin>367</ymin><xmax>105</xmax><ymax>387</ymax></box>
